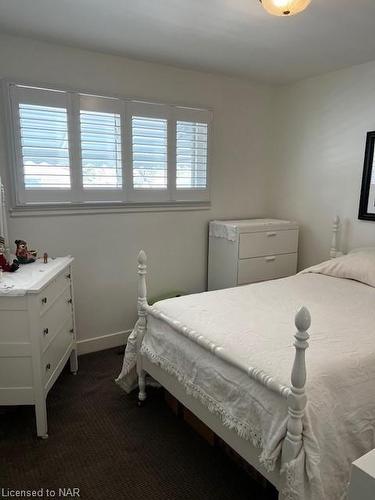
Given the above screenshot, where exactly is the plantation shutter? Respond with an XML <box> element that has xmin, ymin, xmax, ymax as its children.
<box><xmin>11</xmin><ymin>85</ymin><xmax>73</xmax><ymax>203</ymax></box>
<box><xmin>7</xmin><ymin>83</ymin><xmax>212</xmax><ymax>207</ymax></box>
<box><xmin>127</xmin><ymin>102</ymin><xmax>170</xmax><ymax>202</ymax></box>
<box><xmin>132</xmin><ymin>116</ymin><xmax>168</xmax><ymax>189</ymax></box>
<box><xmin>176</xmin><ymin>121</ymin><xmax>208</xmax><ymax>189</ymax></box>
<box><xmin>172</xmin><ymin>107</ymin><xmax>211</xmax><ymax>202</ymax></box>
<box><xmin>78</xmin><ymin>95</ymin><xmax>124</xmax><ymax>201</ymax></box>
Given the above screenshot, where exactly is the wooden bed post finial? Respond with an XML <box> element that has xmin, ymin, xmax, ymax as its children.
<box><xmin>282</xmin><ymin>306</ymin><xmax>311</xmax><ymax>465</ymax></box>
<box><xmin>138</xmin><ymin>249</ymin><xmax>147</xmax><ymax>265</ymax></box>
<box><xmin>330</xmin><ymin>215</ymin><xmax>340</xmax><ymax>259</ymax></box>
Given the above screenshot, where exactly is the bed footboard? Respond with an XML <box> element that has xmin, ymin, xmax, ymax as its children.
<box><xmin>135</xmin><ymin>250</ymin><xmax>311</xmax><ymax>473</ymax></box>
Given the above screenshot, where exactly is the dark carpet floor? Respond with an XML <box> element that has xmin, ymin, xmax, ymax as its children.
<box><xmin>0</xmin><ymin>348</ymin><xmax>277</xmax><ymax>500</ymax></box>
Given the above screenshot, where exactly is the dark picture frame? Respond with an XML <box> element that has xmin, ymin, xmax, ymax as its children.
<box><xmin>359</xmin><ymin>131</ymin><xmax>375</xmax><ymax>221</ymax></box>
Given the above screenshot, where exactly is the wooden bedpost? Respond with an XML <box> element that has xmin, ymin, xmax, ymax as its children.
<box><xmin>0</xmin><ymin>178</ymin><xmax>10</xmax><ymax>259</ymax></box>
<box><xmin>281</xmin><ymin>306</ymin><xmax>311</xmax><ymax>465</ymax></box>
<box><xmin>137</xmin><ymin>250</ymin><xmax>148</xmax><ymax>405</ymax></box>
<box><xmin>330</xmin><ymin>215</ymin><xmax>340</xmax><ymax>259</ymax></box>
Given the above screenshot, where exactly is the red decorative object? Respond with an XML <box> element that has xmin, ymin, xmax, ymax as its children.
<box><xmin>0</xmin><ymin>236</ymin><xmax>19</xmax><ymax>272</ymax></box>
<box><xmin>15</xmin><ymin>239</ymin><xmax>37</xmax><ymax>264</ymax></box>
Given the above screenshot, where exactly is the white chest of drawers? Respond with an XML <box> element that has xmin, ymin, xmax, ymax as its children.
<box><xmin>0</xmin><ymin>256</ymin><xmax>78</xmax><ymax>438</ymax></box>
<box><xmin>208</xmin><ymin>219</ymin><xmax>299</xmax><ymax>291</ymax></box>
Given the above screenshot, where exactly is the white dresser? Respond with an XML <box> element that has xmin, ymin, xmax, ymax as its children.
<box><xmin>0</xmin><ymin>256</ymin><xmax>78</xmax><ymax>438</ymax></box>
<box><xmin>208</xmin><ymin>219</ymin><xmax>299</xmax><ymax>291</ymax></box>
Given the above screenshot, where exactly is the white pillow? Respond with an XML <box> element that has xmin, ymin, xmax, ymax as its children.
<box><xmin>301</xmin><ymin>250</ymin><xmax>375</xmax><ymax>288</ymax></box>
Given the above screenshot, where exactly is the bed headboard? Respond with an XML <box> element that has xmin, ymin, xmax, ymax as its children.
<box><xmin>330</xmin><ymin>215</ymin><xmax>343</xmax><ymax>259</ymax></box>
<box><xmin>0</xmin><ymin>177</ymin><xmax>10</xmax><ymax>258</ymax></box>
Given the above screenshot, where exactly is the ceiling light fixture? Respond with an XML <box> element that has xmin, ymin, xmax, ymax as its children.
<box><xmin>259</xmin><ymin>0</ymin><xmax>311</xmax><ymax>16</ymax></box>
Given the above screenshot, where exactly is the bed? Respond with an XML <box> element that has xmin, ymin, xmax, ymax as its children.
<box><xmin>116</xmin><ymin>218</ymin><xmax>375</xmax><ymax>500</ymax></box>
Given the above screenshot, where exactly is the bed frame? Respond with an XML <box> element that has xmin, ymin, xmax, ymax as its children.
<box><xmin>135</xmin><ymin>217</ymin><xmax>341</xmax><ymax>492</ymax></box>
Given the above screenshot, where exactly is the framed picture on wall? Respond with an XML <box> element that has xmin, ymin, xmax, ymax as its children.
<box><xmin>359</xmin><ymin>131</ymin><xmax>375</xmax><ymax>221</ymax></box>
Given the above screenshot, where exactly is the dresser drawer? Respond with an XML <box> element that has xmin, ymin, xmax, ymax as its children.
<box><xmin>0</xmin><ymin>357</ymin><xmax>33</xmax><ymax>389</ymax></box>
<box><xmin>39</xmin><ymin>268</ymin><xmax>71</xmax><ymax>313</ymax></box>
<box><xmin>42</xmin><ymin>319</ymin><xmax>73</xmax><ymax>388</ymax></box>
<box><xmin>239</xmin><ymin>230</ymin><xmax>298</xmax><ymax>259</ymax></box>
<box><xmin>40</xmin><ymin>287</ymin><xmax>73</xmax><ymax>352</ymax></box>
<box><xmin>238</xmin><ymin>253</ymin><xmax>297</xmax><ymax>285</ymax></box>
<box><xmin>0</xmin><ymin>311</ymin><xmax>30</xmax><ymax>343</ymax></box>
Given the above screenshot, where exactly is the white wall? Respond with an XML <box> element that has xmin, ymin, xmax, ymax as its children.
<box><xmin>270</xmin><ymin>60</ymin><xmax>375</xmax><ymax>270</ymax></box>
<box><xmin>0</xmin><ymin>34</ymin><xmax>275</xmax><ymax>348</ymax></box>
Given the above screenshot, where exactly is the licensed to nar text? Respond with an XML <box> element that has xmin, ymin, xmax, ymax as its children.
<box><xmin>0</xmin><ymin>488</ymin><xmax>80</xmax><ymax>498</ymax></box>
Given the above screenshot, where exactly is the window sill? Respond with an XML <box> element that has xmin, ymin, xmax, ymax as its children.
<box><xmin>10</xmin><ymin>201</ymin><xmax>211</xmax><ymax>217</ymax></box>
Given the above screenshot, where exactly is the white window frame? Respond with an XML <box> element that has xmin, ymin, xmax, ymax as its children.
<box><xmin>3</xmin><ymin>80</ymin><xmax>212</xmax><ymax>212</ymax></box>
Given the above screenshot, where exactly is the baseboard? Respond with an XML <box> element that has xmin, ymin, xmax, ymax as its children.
<box><xmin>77</xmin><ymin>329</ymin><xmax>131</xmax><ymax>356</ymax></box>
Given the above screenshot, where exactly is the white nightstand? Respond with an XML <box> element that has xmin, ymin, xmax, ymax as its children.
<box><xmin>348</xmin><ymin>449</ymin><xmax>375</xmax><ymax>500</ymax></box>
<box><xmin>208</xmin><ymin>218</ymin><xmax>299</xmax><ymax>291</ymax></box>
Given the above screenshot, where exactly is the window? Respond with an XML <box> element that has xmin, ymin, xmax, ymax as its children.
<box><xmin>6</xmin><ymin>82</ymin><xmax>211</xmax><ymax>208</ymax></box>
<box><xmin>20</xmin><ymin>103</ymin><xmax>71</xmax><ymax>190</ymax></box>
<box><xmin>176</xmin><ymin>121</ymin><xmax>208</xmax><ymax>189</ymax></box>
<box><xmin>78</xmin><ymin>94</ymin><xmax>123</xmax><ymax>202</ymax></box>
<box><xmin>80</xmin><ymin>110</ymin><xmax>122</xmax><ymax>190</ymax></box>
<box><xmin>132</xmin><ymin>116</ymin><xmax>168</xmax><ymax>190</ymax></box>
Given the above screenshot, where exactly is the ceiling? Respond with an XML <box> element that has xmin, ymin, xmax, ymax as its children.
<box><xmin>0</xmin><ymin>0</ymin><xmax>375</xmax><ymax>84</ymax></box>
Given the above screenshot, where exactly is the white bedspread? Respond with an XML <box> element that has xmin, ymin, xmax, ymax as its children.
<box><xmin>117</xmin><ymin>273</ymin><xmax>375</xmax><ymax>500</ymax></box>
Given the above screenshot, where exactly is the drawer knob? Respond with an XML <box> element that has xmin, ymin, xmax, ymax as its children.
<box><xmin>43</xmin><ymin>328</ymin><xmax>49</xmax><ymax>336</ymax></box>
<box><xmin>45</xmin><ymin>363</ymin><xmax>51</xmax><ymax>371</ymax></box>
<box><xmin>267</xmin><ymin>232</ymin><xmax>277</xmax><ymax>237</ymax></box>
<box><xmin>70</xmin><ymin>328</ymin><xmax>74</xmax><ymax>334</ymax></box>
<box><xmin>67</xmin><ymin>298</ymin><xmax>73</xmax><ymax>304</ymax></box>
<box><xmin>66</xmin><ymin>273</ymin><xmax>71</xmax><ymax>279</ymax></box>
<box><xmin>265</xmin><ymin>256</ymin><xmax>276</xmax><ymax>262</ymax></box>
<box><xmin>41</xmin><ymin>297</ymin><xmax>47</xmax><ymax>304</ymax></box>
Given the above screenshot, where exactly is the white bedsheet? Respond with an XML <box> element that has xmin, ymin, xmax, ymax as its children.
<box><xmin>137</xmin><ymin>273</ymin><xmax>375</xmax><ymax>500</ymax></box>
